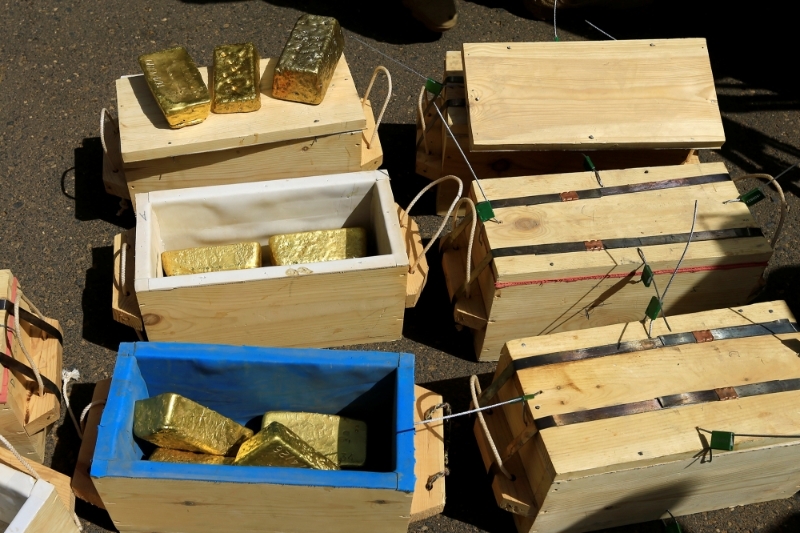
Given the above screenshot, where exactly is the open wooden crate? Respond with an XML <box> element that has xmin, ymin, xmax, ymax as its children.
<box><xmin>1</xmin><ymin>270</ymin><xmax>63</xmax><ymax>463</ymax></box>
<box><xmin>0</xmin><ymin>447</ymin><xmax>78</xmax><ymax>532</ymax></box>
<box><xmin>91</xmin><ymin>342</ymin><xmax>445</xmax><ymax>532</ymax></box>
<box><xmin>111</xmin><ymin>170</ymin><xmax>428</xmax><ymax>347</ymax></box>
<box><xmin>474</xmin><ymin>301</ymin><xmax>800</xmax><ymax>533</ymax></box>
<box><xmin>103</xmin><ymin>54</ymin><xmax>384</xmax><ymax>208</ymax></box>
<box><xmin>417</xmin><ymin>39</ymin><xmax>723</xmax><ymax>214</ymax></box>
<box><xmin>441</xmin><ymin>163</ymin><xmax>772</xmax><ymax>361</ymax></box>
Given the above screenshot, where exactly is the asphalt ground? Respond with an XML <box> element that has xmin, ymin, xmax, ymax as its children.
<box><xmin>1</xmin><ymin>0</ymin><xmax>799</xmax><ymax>531</ymax></box>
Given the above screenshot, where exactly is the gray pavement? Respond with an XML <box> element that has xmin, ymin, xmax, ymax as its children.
<box><xmin>1</xmin><ymin>0</ymin><xmax>799</xmax><ymax>531</ymax></box>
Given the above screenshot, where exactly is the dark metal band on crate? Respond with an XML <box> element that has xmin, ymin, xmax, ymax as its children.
<box><xmin>488</xmin><ymin>174</ymin><xmax>730</xmax><ymax>209</ymax></box>
<box><xmin>477</xmin><ymin>319</ymin><xmax>798</xmax><ymax>407</ymax></box>
<box><xmin>0</xmin><ymin>351</ymin><xmax>63</xmax><ymax>401</ymax></box>
<box><xmin>445</xmin><ymin>98</ymin><xmax>466</xmax><ymax>108</ymax></box>
<box><xmin>535</xmin><ymin>378</ymin><xmax>800</xmax><ymax>430</ymax></box>
<box><xmin>444</xmin><ymin>76</ymin><xmax>464</xmax><ymax>85</ymax></box>
<box><xmin>490</xmin><ymin>227</ymin><xmax>764</xmax><ymax>258</ymax></box>
<box><xmin>0</xmin><ymin>299</ymin><xmax>63</xmax><ymax>344</ymax></box>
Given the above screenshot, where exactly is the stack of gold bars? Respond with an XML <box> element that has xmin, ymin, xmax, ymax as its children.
<box><xmin>139</xmin><ymin>14</ymin><xmax>344</xmax><ymax>128</ymax></box>
<box><xmin>160</xmin><ymin>228</ymin><xmax>367</xmax><ymax>276</ymax></box>
<box><xmin>135</xmin><ymin>393</ymin><xmax>366</xmax><ymax>469</ymax></box>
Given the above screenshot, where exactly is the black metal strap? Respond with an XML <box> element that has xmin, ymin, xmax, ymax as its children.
<box><xmin>536</xmin><ymin>378</ymin><xmax>800</xmax><ymax>430</ymax></box>
<box><xmin>489</xmin><ymin>174</ymin><xmax>730</xmax><ymax>209</ymax></box>
<box><xmin>0</xmin><ymin>349</ymin><xmax>63</xmax><ymax>401</ymax></box>
<box><xmin>491</xmin><ymin>227</ymin><xmax>764</xmax><ymax>258</ymax></box>
<box><xmin>478</xmin><ymin>319</ymin><xmax>798</xmax><ymax>407</ymax></box>
<box><xmin>444</xmin><ymin>76</ymin><xmax>464</xmax><ymax>84</ymax></box>
<box><xmin>0</xmin><ymin>299</ymin><xmax>63</xmax><ymax>344</ymax></box>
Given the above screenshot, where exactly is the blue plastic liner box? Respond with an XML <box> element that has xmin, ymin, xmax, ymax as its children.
<box><xmin>91</xmin><ymin>342</ymin><xmax>416</xmax><ymax>533</ymax></box>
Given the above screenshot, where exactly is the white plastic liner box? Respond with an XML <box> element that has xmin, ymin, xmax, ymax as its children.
<box><xmin>132</xmin><ymin>170</ymin><xmax>411</xmax><ymax>347</ymax></box>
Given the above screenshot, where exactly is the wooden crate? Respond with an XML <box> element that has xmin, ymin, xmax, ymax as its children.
<box><xmin>0</xmin><ymin>446</ymin><xmax>78</xmax><ymax>532</ymax></box>
<box><xmin>441</xmin><ymin>163</ymin><xmax>772</xmax><ymax>361</ymax></box>
<box><xmin>0</xmin><ymin>270</ymin><xmax>63</xmax><ymax>463</ymax></box>
<box><xmin>416</xmin><ymin>46</ymin><xmax>715</xmax><ymax>214</ymax></box>
<box><xmin>71</xmin><ymin>378</ymin><xmax>111</xmax><ymax>509</ymax></box>
<box><xmin>103</xmin><ymin>54</ymin><xmax>383</xmax><ymax>208</ymax></box>
<box><xmin>121</xmin><ymin>170</ymin><xmax>427</xmax><ymax>348</ymax></box>
<box><xmin>92</xmin><ymin>341</ymin><xmax>446</xmax><ymax>533</ymax></box>
<box><xmin>473</xmin><ymin>301</ymin><xmax>800</xmax><ymax>533</ymax></box>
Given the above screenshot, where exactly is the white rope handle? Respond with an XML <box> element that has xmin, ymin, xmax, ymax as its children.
<box><xmin>99</xmin><ymin>108</ymin><xmax>114</xmax><ymax>157</ymax></box>
<box><xmin>80</xmin><ymin>400</ymin><xmax>106</xmax><ymax>433</ymax></box>
<box><xmin>404</xmin><ymin>175</ymin><xmax>464</xmax><ymax>274</ymax></box>
<box><xmin>470</xmin><ymin>375</ymin><xmax>513</xmax><ymax>480</ymax></box>
<box><xmin>731</xmin><ymin>173</ymin><xmax>788</xmax><ymax>249</ymax></box>
<box><xmin>0</xmin><ymin>433</ymin><xmax>84</xmax><ymax>530</ymax></box>
<box><xmin>120</xmin><ymin>240</ymin><xmax>128</xmax><ymax>292</ymax></box>
<box><xmin>361</xmin><ymin>66</ymin><xmax>392</xmax><ymax>149</ymax></box>
<box><xmin>14</xmin><ymin>292</ymin><xmax>44</xmax><ymax>396</ymax></box>
<box><xmin>418</xmin><ymin>85</ymin><xmax>430</xmax><ymax>153</ymax></box>
<box><xmin>62</xmin><ymin>369</ymin><xmax>83</xmax><ymax>439</ymax></box>
<box><xmin>449</xmin><ymin>197</ymin><xmax>478</xmax><ymax>298</ymax></box>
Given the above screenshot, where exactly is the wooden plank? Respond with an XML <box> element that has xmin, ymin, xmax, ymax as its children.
<box><xmin>360</xmin><ymin>100</ymin><xmax>383</xmax><ymax>171</ymax></box>
<box><xmin>137</xmin><ymin>266</ymin><xmax>407</xmax><ymax>348</ymax></box>
<box><xmin>94</xmin><ymin>476</ymin><xmax>411</xmax><ymax>533</ymax></box>
<box><xmin>462</xmin><ymin>39</ymin><xmax>725</xmax><ymax>151</ymax></box>
<box><xmin>71</xmin><ymin>379</ymin><xmax>111</xmax><ymax>510</ymax></box>
<box><xmin>111</xmin><ymin>231</ymin><xmax>142</xmax><ymax>331</ymax></box>
<box><xmin>118</xmin><ymin>54</ymin><xmax>366</xmax><ymax>163</ymax></box>
<box><xmin>410</xmin><ymin>385</ymin><xmax>446</xmax><ymax>522</ymax></box>
<box><xmin>0</xmin><ymin>446</ymin><xmax>74</xmax><ymax>512</ymax></box>
<box><xmin>397</xmin><ymin>205</ymin><xmax>428</xmax><ymax>308</ymax></box>
<box><xmin>440</xmin><ymin>226</ymin><xmax>488</xmax><ymax>330</ymax></box>
<box><xmin>101</xmin><ymin>110</ymin><xmax>129</xmax><ymax>199</ymax></box>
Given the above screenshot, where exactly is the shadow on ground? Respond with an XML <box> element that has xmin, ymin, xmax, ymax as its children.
<box><xmin>62</xmin><ymin>136</ymin><xmax>136</xmax><ymax>227</ymax></box>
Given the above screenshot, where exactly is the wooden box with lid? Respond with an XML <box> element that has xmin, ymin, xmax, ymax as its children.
<box><xmin>472</xmin><ymin>301</ymin><xmax>800</xmax><ymax>533</ymax></box>
<box><xmin>416</xmin><ymin>39</ymin><xmax>724</xmax><ymax>214</ymax></box>
<box><xmin>102</xmin><ymin>55</ymin><xmax>384</xmax><ymax>207</ymax></box>
<box><xmin>441</xmin><ymin>163</ymin><xmax>773</xmax><ymax>361</ymax></box>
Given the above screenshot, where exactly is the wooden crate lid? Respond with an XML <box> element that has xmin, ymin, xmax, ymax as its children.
<box><xmin>462</xmin><ymin>39</ymin><xmax>725</xmax><ymax>151</ymax></box>
<box><xmin>117</xmin><ymin>54</ymin><xmax>366</xmax><ymax>164</ymax></box>
<box><xmin>502</xmin><ymin>301</ymin><xmax>800</xmax><ymax>476</ymax></box>
<box><xmin>471</xmin><ymin>163</ymin><xmax>772</xmax><ymax>282</ymax></box>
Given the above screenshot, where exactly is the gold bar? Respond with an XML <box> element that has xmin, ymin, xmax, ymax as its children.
<box><xmin>261</xmin><ymin>412</ymin><xmax>366</xmax><ymax>467</ymax></box>
<box><xmin>211</xmin><ymin>43</ymin><xmax>262</xmax><ymax>114</ymax></box>
<box><xmin>133</xmin><ymin>393</ymin><xmax>253</xmax><ymax>455</ymax></box>
<box><xmin>162</xmin><ymin>242</ymin><xmax>262</xmax><ymax>276</ymax></box>
<box><xmin>149</xmin><ymin>448</ymin><xmax>235</xmax><ymax>465</ymax></box>
<box><xmin>272</xmin><ymin>14</ymin><xmax>344</xmax><ymax>105</ymax></box>
<box><xmin>139</xmin><ymin>47</ymin><xmax>211</xmax><ymax>128</ymax></box>
<box><xmin>268</xmin><ymin>228</ymin><xmax>366</xmax><ymax>266</ymax></box>
<box><xmin>234</xmin><ymin>422</ymin><xmax>339</xmax><ymax>469</ymax></box>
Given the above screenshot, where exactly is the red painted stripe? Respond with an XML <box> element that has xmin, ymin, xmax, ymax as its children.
<box><xmin>0</xmin><ymin>277</ymin><xmax>18</xmax><ymax>403</ymax></box>
<box><xmin>495</xmin><ymin>262</ymin><xmax>769</xmax><ymax>289</ymax></box>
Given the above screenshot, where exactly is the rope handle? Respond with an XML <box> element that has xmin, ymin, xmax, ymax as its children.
<box><xmin>448</xmin><ymin>197</ymin><xmax>478</xmax><ymax>298</ymax></box>
<box><xmin>13</xmin><ymin>290</ymin><xmax>45</xmax><ymax>397</ymax></box>
<box><xmin>361</xmin><ymin>66</ymin><xmax>392</xmax><ymax>149</ymax></box>
<box><xmin>403</xmin><ymin>175</ymin><xmax>464</xmax><ymax>274</ymax></box>
<box><xmin>470</xmin><ymin>375</ymin><xmax>513</xmax><ymax>480</ymax></box>
<box><xmin>730</xmin><ymin>173</ymin><xmax>787</xmax><ymax>249</ymax></box>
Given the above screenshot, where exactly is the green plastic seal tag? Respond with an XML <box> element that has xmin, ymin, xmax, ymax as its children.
<box><xmin>665</xmin><ymin>520</ymin><xmax>683</xmax><ymax>533</ymax></box>
<box><xmin>476</xmin><ymin>201</ymin><xmax>495</xmax><ymax>223</ymax></box>
<box><xmin>645</xmin><ymin>296</ymin><xmax>662</xmax><ymax>321</ymax></box>
<box><xmin>739</xmin><ymin>188</ymin><xmax>766</xmax><ymax>206</ymax></box>
<box><xmin>582</xmin><ymin>154</ymin><xmax>596</xmax><ymax>172</ymax></box>
<box><xmin>641</xmin><ymin>265</ymin><xmax>654</xmax><ymax>288</ymax></box>
<box><xmin>710</xmin><ymin>430</ymin><xmax>735</xmax><ymax>451</ymax></box>
<box><xmin>425</xmin><ymin>78</ymin><xmax>443</xmax><ymax>96</ymax></box>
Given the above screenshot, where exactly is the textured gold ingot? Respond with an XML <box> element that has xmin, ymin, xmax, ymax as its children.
<box><xmin>268</xmin><ymin>228</ymin><xmax>366</xmax><ymax>266</ymax></box>
<box><xmin>149</xmin><ymin>448</ymin><xmax>235</xmax><ymax>465</ymax></box>
<box><xmin>272</xmin><ymin>14</ymin><xmax>344</xmax><ymax>105</ymax></box>
<box><xmin>234</xmin><ymin>422</ymin><xmax>340</xmax><ymax>469</ymax></box>
<box><xmin>133</xmin><ymin>393</ymin><xmax>253</xmax><ymax>455</ymax></box>
<box><xmin>162</xmin><ymin>242</ymin><xmax>261</xmax><ymax>276</ymax></box>
<box><xmin>138</xmin><ymin>47</ymin><xmax>210</xmax><ymax>128</ymax></box>
<box><xmin>261</xmin><ymin>412</ymin><xmax>366</xmax><ymax>467</ymax></box>
<box><xmin>211</xmin><ymin>43</ymin><xmax>262</xmax><ymax>113</ymax></box>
